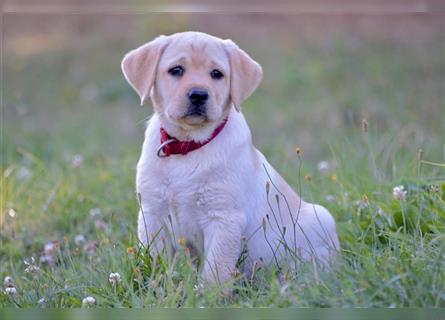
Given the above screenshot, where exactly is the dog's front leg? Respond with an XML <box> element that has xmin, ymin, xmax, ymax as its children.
<box><xmin>137</xmin><ymin>210</ymin><xmax>173</xmax><ymax>258</ymax></box>
<box><xmin>202</xmin><ymin>212</ymin><xmax>246</xmax><ymax>285</ymax></box>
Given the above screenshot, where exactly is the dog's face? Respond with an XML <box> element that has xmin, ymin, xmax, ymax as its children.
<box><xmin>122</xmin><ymin>32</ymin><xmax>262</xmax><ymax>136</ymax></box>
<box><xmin>154</xmin><ymin>33</ymin><xmax>231</xmax><ymax>127</ymax></box>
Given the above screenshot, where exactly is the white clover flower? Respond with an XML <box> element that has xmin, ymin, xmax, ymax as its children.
<box><xmin>393</xmin><ymin>185</ymin><xmax>407</xmax><ymax>201</ymax></box>
<box><xmin>109</xmin><ymin>272</ymin><xmax>122</xmax><ymax>286</ymax></box>
<box><xmin>5</xmin><ymin>287</ymin><xmax>17</xmax><ymax>296</ymax></box>
<box><xmin>317</xmin><ymin>160</ymin><xmax>330</xmax><ymax>175</ymax></box>
<box><xmin>24</xmin><ymin>257</ymin><xmax>40</xmax><ymax>274</ymax></box>
<box><xmin>39</xmin><ymin>253</ymin><xmax>54</xmax><ymax>265</ymax></box>
<box><xmin>74</xmin><ymin>234</ymin><xmax>86</xmax><ymax>246</ymax></box>
<box><xmin>25</xmin><ymin>264</ymin><xmax>40</xmax><ymax>274</ymax></box>
<box><xmin>71</xmin><ymin>154</ymin><xmax>84</xmax><ymax>168</ymax></box>
<box><xmin>38</xmin><ymin>298</ymin><xmax>46</xmax><ymax>305</ymax></box>
<box><xmin>8</xmin><ymin>208</ymin><xmax>17</xmax><ymax>218</ymax></box>
<box><xmin>89</xmin><ymin>208</ymin><xmax>101</xmax><ymax>217</ymax></box>
<box><xmin>82</xmin><ymin>296</ymin><xmax>96</xmax><ymax>307</ymax></box>
<box><xmin>44</xmin><ymin>242</ymin><xmax>57</xmax><ymax>255</ymax></box>
<box><xmin>83</xmin><ymin>240</ymin><xmax>98</xmax><ymax>257</ymax></box>
<box><xmin>40</xmin><ymin>241</ymin><xmax>58</xmax><ymax>266</ymax></box>
<box><xmin>94</xmin><ymin>220</ymin><xmax>108</xmax><ymax>230</ymax></box>
<box><xmin>429</xmin><ymin>184</ymin><xmax>440</xmax><ymax>194</ymax></box>
<box><xmin>3</xmin><ymin>276</ymin><xmax>14</xmax><ymax>288</ymax></box>
<box><xmin>326</xmin><ymin>194</ymin><xmax>335</xmax><ymax>202</ymax></box>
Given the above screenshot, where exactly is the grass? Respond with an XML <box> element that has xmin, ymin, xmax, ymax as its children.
<box><xmin>1</xmin><ymin>14</ymin><xmax>445</xmax><ymax>307</ymax></box>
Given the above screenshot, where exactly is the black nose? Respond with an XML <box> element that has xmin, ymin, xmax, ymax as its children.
<box><xmin>188</xmin><ymin>88</ymin><xmax>208</xmax><ymax>107</ymax></box>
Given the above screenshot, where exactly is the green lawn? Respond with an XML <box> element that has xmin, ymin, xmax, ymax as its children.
<box><xmin>2</xmin><ymin>13</ymin><xmax>445</xmax><ymax>307</ymax></box>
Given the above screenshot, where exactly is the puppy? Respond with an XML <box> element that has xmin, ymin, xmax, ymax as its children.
<box><xmin>122</xmin><ymin>31</ymin><xmax>339</xmax><ymax>284</ymax></box>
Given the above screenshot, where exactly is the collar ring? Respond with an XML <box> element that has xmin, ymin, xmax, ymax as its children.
<box><xmin>156</xmin><ymin>139</ymin><xmax>177</xmax><ymax>158</ymax></box>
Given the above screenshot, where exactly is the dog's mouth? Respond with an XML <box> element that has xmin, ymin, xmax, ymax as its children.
<box><xmin>181</xmin><ymin>114</ymin><xmax>208</xmax><ymax>126</ymax></box>
<box><xmin>165</xmin><ymin>104</ymin><xmax>215</xmax><ymax>130</ymax></box>
<box><xmin>181</xmin><ymin>104</ymin><xmax>209</xmax><ymax>126</ymax></box>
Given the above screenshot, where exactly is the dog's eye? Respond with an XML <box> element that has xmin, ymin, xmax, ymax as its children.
<box><xmin>168</xmin><ymin>66</ymin><xmax>184</xmax><ymax>77</ymax></box>
<box><xmin>210</xmin><ymin>69</ymin><xmax>224</xmax><ymax>80</ymax></box>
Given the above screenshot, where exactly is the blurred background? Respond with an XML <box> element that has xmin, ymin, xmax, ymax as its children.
<box><xmin>4</xmin><ymin>1</ymin><xmax>443</xmax><ymax>166</ymax></box>
<box><xmin>2</xmin><ymin>0</ymin><xmax>444</xmax><ymax>241</ymax></box>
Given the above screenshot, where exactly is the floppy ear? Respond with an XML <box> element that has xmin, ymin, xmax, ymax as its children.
<box><xmin>121</xmin><ymin>35</ymin><xmax>169</xmax><ymax>105</ymax></box>
<box><xmin>224</xmin><ymin>39</ymin><xmax>263</xmax><ymax>111</ymax></box>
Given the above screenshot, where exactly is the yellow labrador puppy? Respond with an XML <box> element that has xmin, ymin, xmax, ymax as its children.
<box><xmin>122</xmin><ymin>31</ymin><xmax>339</xmax><ymax>284</ymax></box>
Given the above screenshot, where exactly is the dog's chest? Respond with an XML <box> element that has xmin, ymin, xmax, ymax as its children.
<box><xmin>140</xmin><ymin>162</ymin><xmax>222</xmax><ymax>219</ymax></box>
<box><xmin>164</xmin><ymin>176</ymin><xmax>209</xmax><ymax>212</ymax></box>
<box><xmin>147</xmin><ymin>167</ymin><xmax>225</xmax><ymax>247</ymax></box>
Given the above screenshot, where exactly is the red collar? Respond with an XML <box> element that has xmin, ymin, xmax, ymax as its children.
<box><xmin>158</xmin><ymin>117</ymin><xmax>228</xmax><ymax>157</ymax></box>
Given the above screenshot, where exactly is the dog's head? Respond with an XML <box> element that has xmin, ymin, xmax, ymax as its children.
<box><xmin>122</xmin><ymin>31</ymin><xmax>262</xmax><ymax>139</ymax></box>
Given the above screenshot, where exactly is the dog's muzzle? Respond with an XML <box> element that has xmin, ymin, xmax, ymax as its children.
<box><xmin>186</xmin><ymin>88</ymin><xmax>208</xmax><ymax>117</ymax></box>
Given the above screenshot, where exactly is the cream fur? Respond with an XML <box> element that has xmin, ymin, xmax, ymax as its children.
<box><xmin>122</xmin><ymin>31</ymin><xmax>340</xmax><ymax>285</ymax></box>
